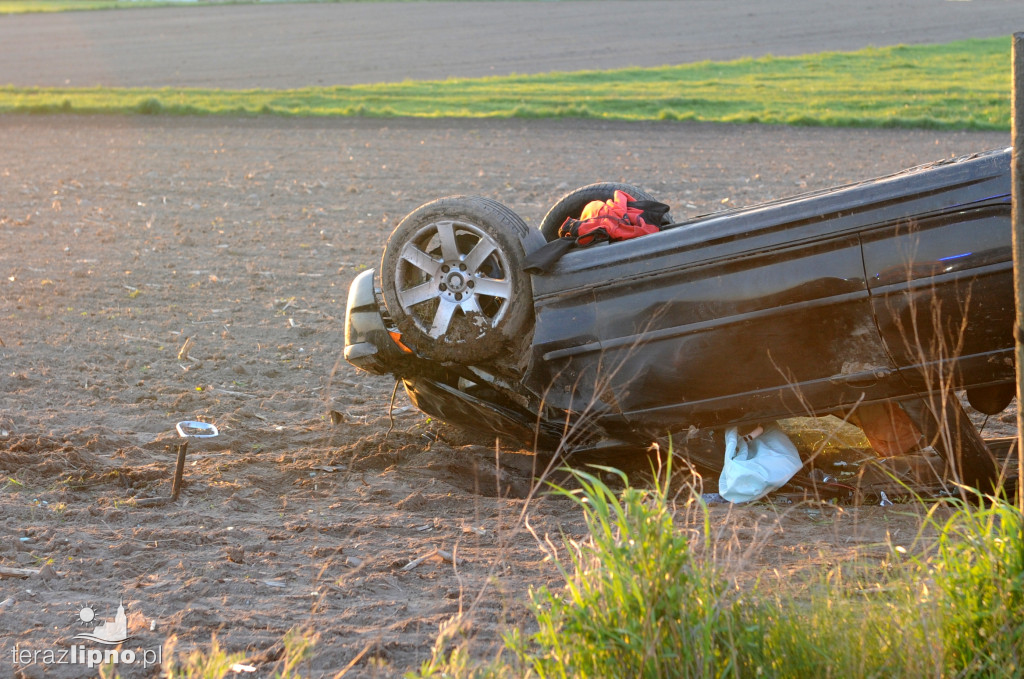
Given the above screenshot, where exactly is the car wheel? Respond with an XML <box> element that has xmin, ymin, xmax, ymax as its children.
<box><xmin>538</xmin><ymin>182</ymin><xmax>672</xmax><ymax>242</ymax></box>
<box><xmin>380</xmin><ymin>196</ymin><xmax>539</xmax><ymax>365</ymax></box>
<box><xmin>966</xmin><ymin>383</ymin><xmax>1015</xmax><ymax>415</ymax></box>
<box><xmin>902</xmin><ymin>396</ymin><xmax>999</xmax><ymax>492</ymax></box>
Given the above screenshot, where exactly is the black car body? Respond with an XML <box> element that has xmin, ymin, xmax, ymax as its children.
<box><xmin>344</xmin><ymin>148</ymin><xmax>1015</xmax><ymax>486</ymax></box>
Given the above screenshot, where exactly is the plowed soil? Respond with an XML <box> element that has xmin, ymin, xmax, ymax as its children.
<box><xmin>0</xmin><ymin>115</ymin><xmax>1013</xmax><ymax>677</ymax></box>
<box><xmin>2</xmin><ymin>1</ymin><xmax>1020</xmax><ymax>88</ymax></box>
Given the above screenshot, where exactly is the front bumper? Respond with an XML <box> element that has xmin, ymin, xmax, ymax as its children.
<box><xmin>344</xmin><ymin>268</ymin><xmax>570</xmax><ymax>443</ymax></box>
<box><xmin>344</xmin><ymin>268</ymin><xmax>413</xmax><ymax>375</ymax></box>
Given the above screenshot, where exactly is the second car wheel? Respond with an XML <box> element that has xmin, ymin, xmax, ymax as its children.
<box><xmin>538</xmin><ymin>181</ymin><xmax>672</xmax><ymax>242</ymax></box>
<box><xmin>380</xmin><ymin>196</ymin><xmax>542</xmax><ymax>365</ymax></box>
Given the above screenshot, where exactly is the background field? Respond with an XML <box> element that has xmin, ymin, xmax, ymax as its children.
<box><xmin>1</xmin><ymin>0</ymin><xmax>1020</xmax><ymax>88</ymax></box>
<box><xmin>0</xmin><ymin>38</ymin><xmax>1012</xmax><ymax>130</ymax></box>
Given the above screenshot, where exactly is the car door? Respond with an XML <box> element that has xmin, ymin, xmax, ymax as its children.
<box><xmin>593</xmin><ymin>231</ymin><xmax>904</xmax><ymax>432</ymax></box>
<box><xmin>529</xmin><ymin>203</ymin><xmax>903</xmax><ymax>436</ymax></box>
<box><xmin>862</xmin><ymin>202</ymin><xmax>1014</xmax><ymax>393</ymax></box>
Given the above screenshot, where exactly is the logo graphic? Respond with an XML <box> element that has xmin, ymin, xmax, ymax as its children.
<box><xmin>73</xmin><ymin>599</ymin><xmax>131</xmax><ymax>645</ymax></box>
<box><xmin>10</xmin><ymin>598</ymin><xmax>162</xmax><ymax>671</ymax></box>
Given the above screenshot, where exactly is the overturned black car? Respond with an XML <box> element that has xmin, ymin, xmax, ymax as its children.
<box><xmin>344</xmin><ymin>148</ymin><xmax>1016</xmax><ymax>493</ymax></box>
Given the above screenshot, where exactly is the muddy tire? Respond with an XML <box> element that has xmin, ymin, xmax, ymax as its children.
<box><xmin>538</xmin><ymin>182</ymin><xmax>671</xmax><ymax>242</ymax></box>
<box><xmin>380</xmin><ymin>196</ymin><xmax>542</xmax><ymax>364</ymax></box>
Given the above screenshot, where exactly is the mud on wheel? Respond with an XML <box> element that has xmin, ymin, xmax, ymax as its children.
<box><xmin>380</xmin><ymin>196</ymin><xmax>542</xmax><ymax>365</ymax></box>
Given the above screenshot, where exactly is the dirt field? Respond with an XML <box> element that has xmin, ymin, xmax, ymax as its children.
<box><xmin>0</xmin><ymin>115</ymin><xmax>1013</xmax><ymax>677</ymax></box>
<box><xmin>1</xmin><ymin>0</ymin><xmax>1021</xmax><ymax>88</ymax></box>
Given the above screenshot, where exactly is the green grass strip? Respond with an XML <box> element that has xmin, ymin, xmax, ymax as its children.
<box><xmin>0</xmin><ymin>37</ymin><xmax>1010</xmax><ymax>129</ymax></box>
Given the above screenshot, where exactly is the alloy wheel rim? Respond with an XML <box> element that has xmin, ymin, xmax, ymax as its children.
<box><xmin>394</xmin><ymin>219</ymin><xmax>513</xmax><ymax>339</ymax></box>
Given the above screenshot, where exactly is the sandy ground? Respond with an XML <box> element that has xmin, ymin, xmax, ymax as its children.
<box><xmin>0</xmin><ymin>115</ymin><xmax>1014</xmax><ymax>677</ymax></box>
<box><xmin>1</xmin><ymin>0</ymin><xmax>1021</xmax><ymax>88</ymax></box>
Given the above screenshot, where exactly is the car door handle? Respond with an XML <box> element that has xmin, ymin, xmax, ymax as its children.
<box><xmin>828</xmin><ymin>367</ymin><xmax>893</xmax><ymax>388</ymax></box>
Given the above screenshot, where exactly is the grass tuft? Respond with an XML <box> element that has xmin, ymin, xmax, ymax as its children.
<box><xmin>135</xmin><ymin>97</ymin><xmax>163</xmax><ymax>115</ymax></box>
<box><xmin>517</xmin><ymin>462</ymin><xmax>737</xmax><ymax>678</ymax></box>
<box><xmin>929</xmin><ymin>494</ymin><xmax>1024</xmax><ymax>676</ymax></box>
<box><xmin>158</xmin><ymin>628</ymin><xmax>315</xmax><ymax>679</ymax></box>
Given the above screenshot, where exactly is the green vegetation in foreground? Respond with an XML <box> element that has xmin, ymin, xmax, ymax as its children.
<box><xmin>146</xmin><ymin>462</ymin><xmax>1023</xmax><ymax>677</ymax></box>
<box><xmin>413</xmin><ymin>461</ymin><xmax>1024</xmax><ymax>679</ymax></box>
<box><xmin>154</xmin><ymin>629</ymin><xmax>314</xmax><ymax>679</ymax></box>
<box><xmin>0</xmin><ymin>37</ymin><xmax>1010</xmax><ymax>130</ymax></box>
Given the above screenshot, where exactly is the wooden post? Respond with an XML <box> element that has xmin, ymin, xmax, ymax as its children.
<box><xmin>1013</xmin><ymin>33</ymin><xmax>1024</xmax><ymax>511</ymax></box>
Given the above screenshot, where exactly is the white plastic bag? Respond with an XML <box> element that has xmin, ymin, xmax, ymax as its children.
<box><xmin>718</xmin><ymin>424</ymin><xmax>802</xmax><ymax>503</ymax></box>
